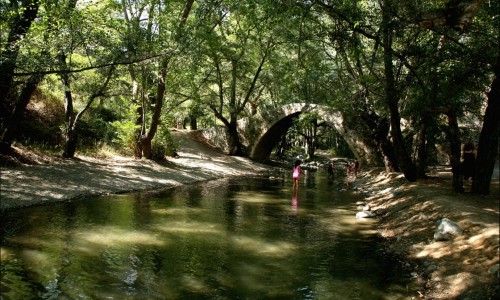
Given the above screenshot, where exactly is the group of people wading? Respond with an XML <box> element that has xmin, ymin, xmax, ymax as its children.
<box><xmin>292</xmin><ymin>158</ymin><xmax>359</xmax><ymax>194</ymax></box>
<box><xmin>292</xmin><ymin>140</ymin><xmax>476</xmax><ymax>195</ymax></box>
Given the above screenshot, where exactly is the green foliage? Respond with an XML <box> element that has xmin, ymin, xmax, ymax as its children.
<box><xmin>151</xmin><ymin>126</ymin><xmax>178</xmax><ymax>160</ymax></box>
<box><xmin>18</xmin><ymin>89</ymin><xmax>65</xmax><ymax>148</ymax></box>
<box><xmin>2</xmin><ymin>0</ymin><xmax>498</xmax><ymax>164</ymax></box>
<box><xmin>78</xmin><ymin>107</ymin><xmax>120</xmax><ymax>148</ymax></box>
<box><xmin>110</xmin><ymin>114</ymin><xmax>140</xmax><ymax>156</ymax></box>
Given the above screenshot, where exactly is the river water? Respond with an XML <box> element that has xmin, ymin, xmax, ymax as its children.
<box><xmin>1</xmin><ymin>171</ymin><xmax>412</xmax><ymax>299</ymax></box>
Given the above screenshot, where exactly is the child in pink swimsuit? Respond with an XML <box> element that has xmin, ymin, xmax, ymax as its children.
<box><xmin>293</xmin><ymin>160</ymin><xmax>301</xmax><ymax>194</ymax></box>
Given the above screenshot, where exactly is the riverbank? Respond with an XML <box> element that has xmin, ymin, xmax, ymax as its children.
<box><xmin>0</xmin><ymin>130</ymin><xmax>272</xmax><ymax>210</ymax></box>
<box><xmin>351</xmin><ymin>167</ymin><xmax>499</xmax><ymax>299</ymax></box>
<box><xmin>1</xmin><ymin>131</ymin><xmax>499</xmax><ymax>299</ymax></box>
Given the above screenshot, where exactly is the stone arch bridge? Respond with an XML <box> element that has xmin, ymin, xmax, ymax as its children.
<box><xmin>202</xmin><ymin>103</ymin><xmax>382</xmax><ymax>165</ymax></box>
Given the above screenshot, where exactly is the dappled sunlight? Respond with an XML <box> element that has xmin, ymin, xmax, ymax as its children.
<box><xmin>1</xmin><ymin>174</ymin><xmax>417</xmax><ymax>298</ymax></box>
<box><xmin>0</xmin><ymin>247</ymin><xmax>12</xmax><ymax>262</ymax></box>
<box><xmin>153</xmin><ymin>220</ymin><xmax>225</xmax><ymax>236</ymax></box>
<box><xmin>7</xmin><ymin>234</ymin><xmax>69</xmax><ymax>251</ymax></box>
<box><xmin>151</xmin><ymin>207</ymin><xmax>206</xmax><ymax>216</ymax></box>
<box><xmin>180</xmin><ymin>274</ymin><xmax>211</xmax><ymax>294</ymax></box>
<box><xmin>468</xmin><ymin>227</ymin><xmax>499</xmax><ymax>251</ymax></box>
<box><xmin>232</xmin><ymin>191</ymin><xmax>284</xmax><ymax>204</ymax></box>
<box><xmin>439</xmin><ymin>272</ymin><xmax>480</xmax><ymax>299</ymax></box>
<box><xmin>415</xmin><ymin>240</ymin><xmax>460</xmax><ymax>259</ymax></box>
<box><xmin>231</xmin><ymin>235</ymin><xmax>297</xmax><ymax>257</ymax></box>
<box><xmin>318</xmin><ymin>208</ymin><xmax>378</xmax><ymax>236</ymax></box>
<box><xmin>482</xmin><ymin>207</ymin><xmax>500</xmax><ymax>215</ymax></box>
<box><xmin>2</xmin><ymin>247</ymin><xmax>63</xmax><ymax>284</ymax></box>
<box><xmin>414</xmin><ymin>226</ymin><xmax>499</xmax><ymax>265</ymax></box>
<box><xmin>75</xmin><ymin>226</ymin><xmax>166</xmax><ymax>247</ymax></box>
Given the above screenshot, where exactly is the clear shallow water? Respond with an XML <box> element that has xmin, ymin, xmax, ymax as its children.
<box><xmin>1</xmin><ymin>172</ymin><xmax>411</xmax><ymax>299</ymax></box>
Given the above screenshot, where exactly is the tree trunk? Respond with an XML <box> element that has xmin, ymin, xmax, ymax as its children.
<box><xmin>59</xmin><ymin>50</ymin><xmax>77</xmax><ymax>159</ymax></box>
<box><xmin>0</xmin><ymin>73</ymin><xmax>44</xmax><ymax>154</ymax></box>
<box><xmin>416</xmin><ymin>117</ymin><xmax>429</xmax><ymax>179</ymax></box>
<box><xmin>62</xmin><ymin>97</ymin><xmax>76</xmax><ymax>158</ymax></box>
<box><xmin>140</xmin><ymin>59</ymin><xmax>167</xmax><ymax>159</ymax></box>
<box><xmin>227</xmin><ymin>120</ymin><xmax>243</xmax><ymax>156</ymax></box>
<box><xmin>472</xmin><ymin>61</ymin><xmax>500</xmax><ymax>195</ymax></box>
<box><xmin>0</xmin><ymin>0</ymin><xmax>41</xmax><ymax>107</ymax></box>
<box><xmin>140</xmin><ymin>137</ymin><xmax>153</xmax><ymax>159</ymax></box>
<box><xmin>189</xmin><ymin>114</ymin><xmax>198</xmax><ymax>130</ymax></box>
<box><xmin>371</xmin><ymin>115</ymin><xmax>399</xmax><ymax>172</ymax></box>
<box><xmin>134</xmin><ymin>106</ymin><xmax>143</xmax><ymax>158</ymax></box>
<box><xmin>379</xmin><ymin>138</ymin><xmax>399</xmax><ymax>172</ymax></box>
<box><xmin>63</xmin><ymin>128</ymin><xmax>78</xmax><ymax>158</ymax></box>
<box><xmin>446</xmin><ymin>109</ymin><xmax>465</xmax><ymax>193</ymax></box>
<box><xmin>139</xmin><ymin>0</ymin><xmax>194</xmax><ymax>159</ymax></box>
<box><xmin>382</xmin><ymin>1</ymin><xmax>417</xmax><ymax>181</ymax></box>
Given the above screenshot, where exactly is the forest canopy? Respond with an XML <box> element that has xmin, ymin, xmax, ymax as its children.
<box><xmin>1</xmin><ymin>0</ymin><xmax>498</xmax><ymax>194</ymax></box>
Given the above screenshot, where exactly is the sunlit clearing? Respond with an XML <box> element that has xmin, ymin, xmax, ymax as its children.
<box><xmin>232</xmin><ymin>235</ymin><xmax>297</xmax><ymax>257</ymax></box>
<box><xmin>76</xmin><ymin>226</ymin><xmax>166</xmax><ymax>246</ymax></box>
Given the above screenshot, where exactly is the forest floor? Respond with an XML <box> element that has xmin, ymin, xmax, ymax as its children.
<box><xmin>0</xmin><ymin>129</ymin><xmax>498</xmax><ymax>299</ymax></box>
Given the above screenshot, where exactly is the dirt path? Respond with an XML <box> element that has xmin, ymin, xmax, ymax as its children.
<box><xmin>1</xmin><ymin>131</ymin><xmax>498</xmax><ymax>299</ymax></box>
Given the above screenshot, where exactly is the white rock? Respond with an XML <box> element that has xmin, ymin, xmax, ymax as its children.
<box><xmin>356</xmin><ymin>211</ymin><xmax>376</xmax><ymax>218</ymax></box>
<box><xmin>434</xmin><ymin>218</ymin><xmax>464</xmax><ymax>241</ymax></box>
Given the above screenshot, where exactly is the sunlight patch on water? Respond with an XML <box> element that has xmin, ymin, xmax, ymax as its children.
<box><xmin>0</xmin><ymin>247</ymin><xmax>12</xmax><ymax>261</ymax></box>
<box><xmin>317</xmin><ymin>208</ymin><xmax>377</xmax><ymax>236</ymax></box>
<box><xmin>153</xmin><ymin>220</ymin><xmax>224</xmax><ymax>236</ymax></box>
<box><xmin>180</xmin><ymin>274</ymin><xmax>210</xmax><ymax>293</ymax></box>
<box><xmin>232</xmin><ymin>191</ymin><xmax>285</xmax><ymax>204</ymax></box>
<box><xmin>19</xmin><ymin>249</ymin><xmax>55</xmax><ymax>275</ymax></box>
<box><xmin>151</xmin><ymin>207</ymin><xmax>205</xmax><ymax>216</ymax></box>
<box><xmin>8</xmin><ymin>235</ymin><xmax>67</xmax><ymax>251</ymax></box>
<box><xmin>75</xmin><ymin>226</ymin><xmax>166</xmax><ymax>246</ymax></box>
<box><xmin>231</xmin><ymin>235</ymin><xmax>297</xmax><ymax>257</ymax></box>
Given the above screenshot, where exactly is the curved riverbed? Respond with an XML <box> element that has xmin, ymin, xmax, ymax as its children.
<box><xmin>1</xmin><ymin>172</ymin><xmax>412</xmax><ymax>299</ymax></box>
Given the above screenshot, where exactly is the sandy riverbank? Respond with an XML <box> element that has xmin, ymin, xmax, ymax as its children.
<box><xmin>351</xmin><ymin>167</ymin><xmax>499</xmax><ymax>299</ymax></box>
<box><xmin>0</xmin><ymin>130</ymin><xmax>272</xmax><ymax>210</ymax></box>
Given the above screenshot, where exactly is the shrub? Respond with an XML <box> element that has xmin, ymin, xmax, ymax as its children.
<box><xmin>19</xmin><ymin>89</ymin><xmax>65</xmax><ymax>147</ymax></box>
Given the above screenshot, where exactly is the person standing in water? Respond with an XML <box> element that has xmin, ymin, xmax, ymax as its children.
<box><xmin>292</xmin><ymin>160</ymin><xmax>302</xmax><ymax>194</ymax></box>
<box><xmin>353</xmin><ymin>159</ymin><xmax>359</xmax><ymax>178</ymax></box>
<box><xmin>327</xmin><ymin>162</ymin><xmax>334</xmax><ymax>181</ymax></box>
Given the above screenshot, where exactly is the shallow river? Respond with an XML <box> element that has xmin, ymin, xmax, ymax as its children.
<box><xmin>1</xmin><ymin>171</ymin><xmax>412</xmax><ymax>299</ymax></box>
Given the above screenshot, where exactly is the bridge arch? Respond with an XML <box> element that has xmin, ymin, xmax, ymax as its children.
<box><xmin>238</xmin><ymin>103</ymin><xmax>382</xmax><ymax>165</ymax></box>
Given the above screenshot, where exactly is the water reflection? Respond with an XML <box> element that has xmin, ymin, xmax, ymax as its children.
<box><xmin>1</xmin><ymin>173</ymin><xmax>412</xmax><ymax>299</ymax></box>
<box><xmin>292</xmin><ymin>193</ymin><xmax>298</xmax><ymax>212</ymax></box>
